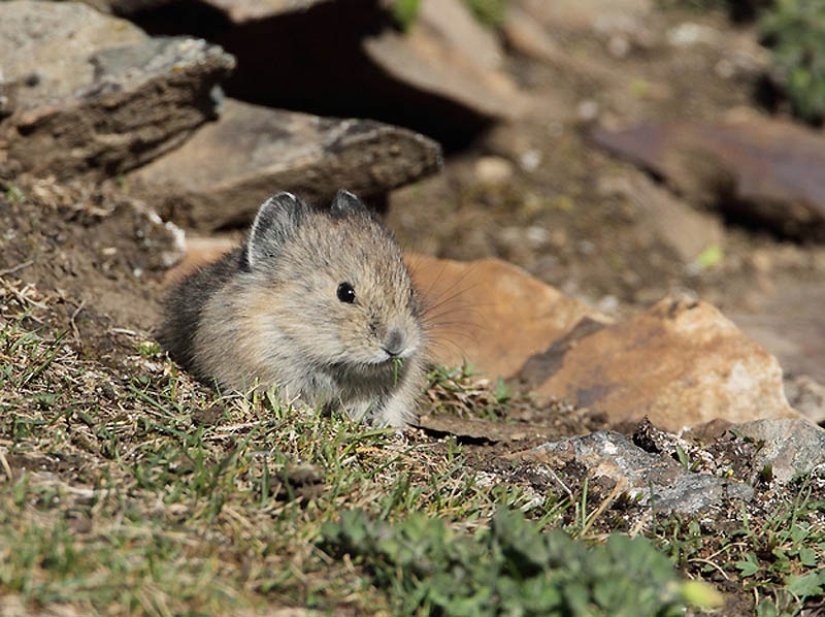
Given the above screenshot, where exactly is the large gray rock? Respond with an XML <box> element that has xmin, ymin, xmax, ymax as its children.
<box><xmin>0</xmin><ymin>1</ymin><xmax>235</xmax><ymax>180</ymax></box>
<box><xmin>128</xmin><ymin>98</ymin><xmax>442</xmax><ymax>230</ymax></box>
<box><xmin>734</xmin><ymin>418</ymin><xmax>825</xmax><ymax>485</ymax></box>
<box><xmin>513</xmin><ymin>430</ymin><xmax>753</xmax><ymax>514</ymax></box>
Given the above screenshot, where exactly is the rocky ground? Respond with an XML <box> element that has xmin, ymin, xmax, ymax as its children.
<box><xmin>1</xmin><ymin>0</ymin><xmax>825</xmax><ymax>614</ymax></box>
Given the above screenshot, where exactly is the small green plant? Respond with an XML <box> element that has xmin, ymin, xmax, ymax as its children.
<box><xmin>321</xmin><ymin>508</ymin><xmax>716</xmax><ymax>616</ymax></box>
<box><xmin>760</xmin><ymin>0</ymin><xmax>825</xmax><ymax>123</ymax></box>
<box><xmin>3</xmin><ymin>184</ymin><xmax>26</xmax><ymax>204</ymax></box>
<box><xmin>391</xmin><ymin>0</ymin><xmax>420</xmax><ymax>31</ymax></box>
<box><xmin>390</xmin><ymin>0</ymin><xmax>506</xmax><ymax>31</ymax></box>
<box><xmin>463</xmin><ymin>0</ymin><xmax>506</xmax><ymax>29</ymax></box>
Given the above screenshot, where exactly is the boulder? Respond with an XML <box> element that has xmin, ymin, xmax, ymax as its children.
<box><xmin>407</xmin><ymin>255</ymin><xmax>610</xmax><ymax>379</ymax></box>
<box><xmin>128</xmin><ymin>98</ymin><xmax>443</xmax><ymax>230</ymax></box>
<box><xmin>517</xmin><ymin>294</ymin><xmax>800</xmax><ymax>431</ymax></box>
<box><xmin>0</xmin><ymin>1</ymin><xmax>235</xmax><ymax>180</ymax></box>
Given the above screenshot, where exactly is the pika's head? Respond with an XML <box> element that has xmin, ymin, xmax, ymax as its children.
<box><xmin>240</xmin><ymin>190</ymin><xmax>424</xmax><ymax>370</ymax></box>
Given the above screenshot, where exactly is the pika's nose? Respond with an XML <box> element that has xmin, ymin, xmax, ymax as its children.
<box><xmin>382</xmin><ymin>328</ymin><xmax>405</xmax><ymax>357</ymax></box>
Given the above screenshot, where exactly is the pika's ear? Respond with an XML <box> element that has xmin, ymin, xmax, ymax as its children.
<box><xmin>244</xmin><ymin>192</ymin><xmax>305</xmax><ymax>269</ymax></box>
<box><xmin>330</xmin><ymin>189</ymin><xmax>367</xmax><ymax>218</ymax></box>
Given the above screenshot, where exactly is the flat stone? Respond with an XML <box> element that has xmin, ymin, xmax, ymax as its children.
<box><xmin>407</xmin><ymin>255</ymin><xmax>609</xmax><ymax>379</ymax></box>
<box><xmin>128</xmin><ymin>98</ymin><xmax>443</xmax><ymax>230</ymax></box>
<box><xmin>363</xmin><ymin>25</ymin><xmax>530</xmax><ymax>124</ymax></box>
<box><xmin>0</xmin><ymin>1</ymin><xmax>235</xmax><ymax>180</ymax></box>
<box><xmin>418</xmin><ymin>0</ymin><xmax>503</xmax><ymax>70</ymax></box>
<box><xmin>591</xmin><ymin>117</ymin><xmax>825</xmax><ymax>240</ymax></box>
<box><xmin>734</xmin><ymin>418</ymin><xmax>825</xmax><ymax>484</ymax></box>
<box><xmin>517</xmin><ymin>294</ymin><xmax>801</xmax><ymax>431</ymax></box>
<box><xmin>511</xmin><ymin>430</ymin><xmax>753</xmax><ymax>514</ymax></box>
<box><xmin>598</xmin><ymin>171</ymin><xmax>724</xmax><ymax>264</ymax></box>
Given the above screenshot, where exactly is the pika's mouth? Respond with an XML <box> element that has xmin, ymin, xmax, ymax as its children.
<box><xmin>333</xmin><ymin>357</ymin><xmax>405</xmax><ymax>381</ymax></box>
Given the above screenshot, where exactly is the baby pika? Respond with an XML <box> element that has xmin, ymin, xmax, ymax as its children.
<box><xmin>158</xmin><ymin>190</ymin><xmax>427</xmax><ymax>427</ymax></box>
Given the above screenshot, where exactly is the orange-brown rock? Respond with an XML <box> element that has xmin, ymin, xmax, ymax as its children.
<box><xmin>517</xmin><ymin>294</ymin><xmax>800</xmax><ymax>431</ymax></box>
<box><xmin>407</xmin><ymin>255</ymin><xmax>609</xmax><ymax>379</ymax></box>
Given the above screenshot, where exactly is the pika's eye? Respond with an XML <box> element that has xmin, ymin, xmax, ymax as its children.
<box><xmin>336</xmin><ymin>282</ymin><xmax>356</xmax><ymax>304</ymax></box>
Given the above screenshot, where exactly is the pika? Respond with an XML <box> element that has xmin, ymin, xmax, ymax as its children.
<box><xmin>158</xmin><ymin>190</ymin><xmax>427</xmax><ymax>427</ymax></box>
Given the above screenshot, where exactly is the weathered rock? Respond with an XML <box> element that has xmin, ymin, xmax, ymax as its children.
<box><xmin>363</xmin><ymin>25</ymin><xmax>530</xmax><ymax>126</ymax></box>
<box><xmin>510</xmin><ymin>430</ymin><xmax>753</xmax><ymax>514</ymax></box>
<box><xmin>597</xmin><ymin>171</ymin><xmax>724</xmax><ymax>264</ymax></box>
<box><xmin>733</xmin><ymin>418</ymin><xmax>825</xmax><ymax>484</ymax></box>
<box><xmin>407</xmin><ymin>256</ymin><xmax>610</xmax><ymax>379</ymax></box>
<box><xmin>0</xmin><ymin>1</ymin><xmax>235</xmax><ymax>180</ymax></box>
<box><xmin>591</xmin><ymin>117</ymin><xmax>825</xmax><ymax>240</ymax></box>
<box><xmin>418</xmin><ymin>0</ymin><xmax>503</xmax><ymax>70</ymax></box>
<box><xmin>783</xmin><ymin>375</ymin><xmax>825</xmax><ymax>425</ymax></box>
<box><xmin>732</xmin><ymin>313</ymin><xmax>825</xmax><ymax>388</ymax></box>
<box><xmin>120</xmin><ymin>0</ymin><xmax>521</xmax><ymax>146</ymax></box>
<box><xmin>729</xmin><ymin>273</ymin><xmax>825</xmax><ymax>387</ymax></box>
<box><xmin>473</xmin><ymin>156</ymin><xmax>515</xmax><ymax>186</ymax></box>
<box><xmin>128</xmin><ymin>98</ymin><xmax>442</xmax><ymax>230</ymax></box>
<box><xmin>517</xmin><ymin>294</ymin><xmax>800</xmax><ymax>431</ymax></box>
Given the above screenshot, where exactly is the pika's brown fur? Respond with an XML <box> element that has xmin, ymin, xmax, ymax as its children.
<box><xmin>158</xmin><ymin>190</ymin><xmax>427</xmax><ymax>427</ymax></box>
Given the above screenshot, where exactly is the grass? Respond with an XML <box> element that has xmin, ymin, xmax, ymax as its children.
<box><xmin>0</xmin><ymin>277</ymin><xmax>823</xmax><ymax>615</ymax></box>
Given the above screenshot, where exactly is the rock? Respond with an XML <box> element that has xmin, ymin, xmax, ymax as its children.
<box><xmin>121</xmin><ymin>0</ymin><xmax>521</xmax><ymax>146</ymax></box>
<box><xmin>509</xmin><ymin>430</ymin><xmax>753</xmax><ymax>514</ymax></box>
<box><xmin>517</xmin><ymin>294</ymin><xmax>800</xmax><ymax>431</ymax></box>
<box><xmin>407</xmin><ymin>255</ymin><xmax>610</xmax><ymax>379</ymax></box>
<box><xmin>733</xmin><ymin>419</ymin><xmax>825</xmax><ymax>484</ymax></box>
<box><xmin>727</xmin><ymin>272</ymin><xmax>825</xmax><ymax>387</ymax></box>
<box><xmin>502</xmin><ymin>5</ymin><xmax>563</xmax><ymax>64</ymax></box>
<box><xmin>783</xmin><ymin>375</ymin><xmax>825</xmax><ymax>425</ymax></box>
<box><xmin>128</xmin><ymin>98</ymin><xmax>442</xmax><ymax>230</ymax></box>
<box><xmin>597</xmin><ymin>171</ymin><xmax>725</xmax><ymax>264</ymax></box>
<box><xmin>473</xmin><ymin>156</ymin><xmax>515</xmax><ymax>186</ymax></box>
<box><xmin>363</xmin><ymin>27</ymin><xmax>530</xmax><ymax>127</ymax></box>
<box><xmin>731</xmin><ymin>313</ymin><xmax>825</xmax><ymax>387</ymax></box>
<box><xmin>591</xmin><ymin>117</ymin><xmax>825</xmax><ymax>240</ymax></box>
<box><xmin>418</xmin><ymin>0</ymin><xmax>503</xmax><ymax>70</ymax></box>
<box><xmin>0</xmin><ymin>2</ymin><xmax>235</xmax><ymax>180</ymax></box>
